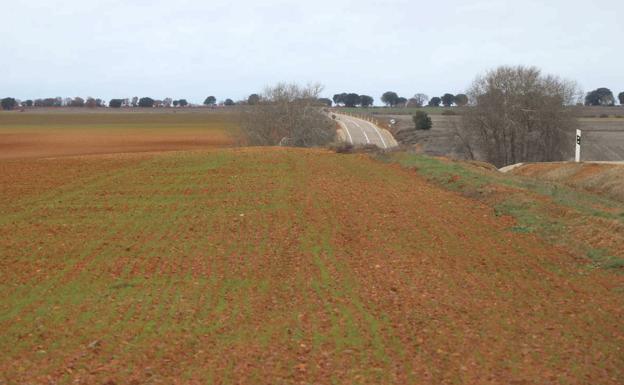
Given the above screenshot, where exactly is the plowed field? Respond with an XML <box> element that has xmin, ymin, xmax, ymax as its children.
<box><xmin>1</xmin><ymin>149</ymin><xmax>623</xmax><ymax>384</ymax></box>
<box><xmin>0</xmin><ymin>111</ymin><xmax>238</xmax><ymax>160</ymax></box>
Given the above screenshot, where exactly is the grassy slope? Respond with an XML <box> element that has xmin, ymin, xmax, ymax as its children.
<box><xmin>1</xmin><ymin>149</ymin><xmax>623</xmax><ymax>384</ymax></box>
<box><xmin>381</xmin><ymin>153</ymin><xmax>624</xmax><ymax>269</ymax></box>
<box><xmin>509</xmin><ymin>162</ymin><xmax>624</xmax><ymax>202</ymax></box>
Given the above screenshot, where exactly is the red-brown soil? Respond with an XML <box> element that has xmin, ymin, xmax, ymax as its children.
<box><xmin>0</xmin><ymin>111</ymin><xmax>238</xmax><ymax>160</ymax></box>
<box><xmin>1</xmin><ymin>148</ymin><xmax>623</xmax><ymax>384</ymax></box>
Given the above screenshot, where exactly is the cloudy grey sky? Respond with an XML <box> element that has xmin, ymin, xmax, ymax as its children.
<box><xmin>2</xmin><ymin>0</ymin><xmax>622</xmax><ymax>104</ymax></box>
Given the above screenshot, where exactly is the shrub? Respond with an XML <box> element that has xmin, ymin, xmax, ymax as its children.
<box><xmin>330</xmin><ymin>142</ymin><xmax>354</xmax><ymax>153</ymax></box>
<box><xmin>441</xmin><ymin>109</ymin><xmax>457</xmax><ymax>116</ymax></box>
<box><xmin>599</xmin><ymin>114</ymin><xmax>609</xmax><ymax>118</ymax></box>
<box><xmin>413</xmin><ymin>111</ymin><xmax>433</xmax><ymax>130</ymax></box>
<box><xmin>329</xmin><ymin>142</ymin><xmax>381</xmax><ymax>154</ymax></box>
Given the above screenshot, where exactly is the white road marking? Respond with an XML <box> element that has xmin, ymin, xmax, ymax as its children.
<box><xmin>352</xmin><ymin>121</ymin><xmax>371</xmax><ymax>144</ymax></box>
<box><xmin>332</xmin><ymin>112</ymin><xmax>398</xmax><ymax>148</ymax></box>
<box><xmin>367</xmin><ymin>121</ymin><xmax>388</xmax><ymax>149</ymax></box>
<box><xmin>338</xmin><ymin>120</ymin><xmax>354</xmax><ymax>144</ymax></box>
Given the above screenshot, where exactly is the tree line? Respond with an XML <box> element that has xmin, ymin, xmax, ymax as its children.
<box><xmin>328</xmin><ymin>92</ymin><xmax>469</xmax><ymax>108</ymax></box>
<box><xmin>4</xmin><ymin>88</ymin><xmax>623</xmax><ymax>111</ymax></box>
<box><xmin>584</xmin><ymin>88</ymin><xmax>624</xmax><ymax>106</ymax></box>
<box><xmin>0</xmin><ymin>95</ymin><xmax>240</xmax><ymax>110</ymax></box>
<box><xmin>330</xmin><ymin>88</ymin><xmax>624</xmax><ymax>109</ymax></box>
<box><xmin>1</xmin><ymin>97</ymin><xmax>106</xmax><ymax>110</ymax></box>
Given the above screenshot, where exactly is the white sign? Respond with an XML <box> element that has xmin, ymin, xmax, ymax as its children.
<box><xmin>575</xmin><ymin>129</ymin><xmax>582</xmax><ymax>163</ymax></box>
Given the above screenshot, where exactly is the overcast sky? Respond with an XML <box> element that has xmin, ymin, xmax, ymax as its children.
<box><xmin>2</xmin><ymin>0</ymin><xmax>623</xmax><ymax>104</ymax></box>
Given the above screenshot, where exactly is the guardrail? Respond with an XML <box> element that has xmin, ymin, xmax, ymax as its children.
<box><xmin>329</xmin><ymin>109</ymin><xmax>389</xmax><ymax>130</ymax></box>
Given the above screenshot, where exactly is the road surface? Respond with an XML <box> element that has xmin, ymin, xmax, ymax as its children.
<box><xmin>335</xmin><ymin>113</ymin><xmax>398</xmax><ymax>149</ymax></box>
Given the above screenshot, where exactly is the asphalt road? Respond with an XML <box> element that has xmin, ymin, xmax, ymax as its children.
<box><xmin>335</xmin><ymin>113</ymin><xmax>398</xmax><ymax>149</ymax></box>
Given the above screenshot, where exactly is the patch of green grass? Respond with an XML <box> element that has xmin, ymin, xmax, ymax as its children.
<box><xmin>587</xmin><ymin>249</ymin><xmax>624</xmax><ymax>271</ymax></box>
<box><xmin>494</xmin><ymin>198</ymin><xmax>564</xmax><ymax>235</ymax></box>
<box><xmin>378</xmin><ymin>152</ymin><xmax>490</xmax><ymax>191</ymax></box>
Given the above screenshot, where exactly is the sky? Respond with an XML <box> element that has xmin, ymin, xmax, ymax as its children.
<box><xmin>2</xmin><ymin>0</ymin><xmax>623</xmax><ymax>104</ymax></box>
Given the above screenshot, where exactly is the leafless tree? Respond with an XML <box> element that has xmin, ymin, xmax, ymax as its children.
<box><xmin>85</xmin><ymin>97</ymin><xmax>97</xmax><ymax>108</ymax></box>
<box><xmin>240</xmin><ymin>83</ymin><xmax>336</xmax><ymax>147</ymax></box>
<box><xmin>461</xmin><ymin>65</ymin><xmax>582</xmax><ymax>167</ymax></box>
<box><xmin>410</xmin><ymin>93</ymin><xmax>429</xmax><ymax>107</ymax></box>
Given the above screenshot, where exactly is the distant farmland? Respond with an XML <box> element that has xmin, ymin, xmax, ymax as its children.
<box><xmin>361</xmin><ymin>107</ymin><xmax>624</xmax><ymax>162</ymax></box>
<box><xmin>0</xmin><ymin>110</ymin><xmax>240</xmax><ymax>159</ymax></box>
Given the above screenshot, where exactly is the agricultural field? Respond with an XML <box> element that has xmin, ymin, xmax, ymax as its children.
<box><xmin>1</xmin><ymin>145</ymin><xmax>623</xmax><ymax>384</ymax></box>
<box><xmin>579</xmin><ymin>117</ymin><xmax>624</xmax><ymax>161</ymax></box>
<box><xmin>0</xmin><ymin>109</ymin><xmax>240</xmax><ymax>160</ymax></box>
<box><xmin>375</xmin><ymin>108</ymin><xmax>624</xmax><ymax>162</ymax></box>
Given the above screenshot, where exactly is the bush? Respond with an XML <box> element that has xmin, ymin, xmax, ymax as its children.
<box><xmin>599</xmin><ymin>114</ymin><xmax>609</xmax><ymax>118</ymax></box>
<box><xmin>329</xmin><ymin>142</ymin><xmax>354</xmax><ymax>153</ymax></box>
<box><xmin>413</xmin><ymin>111</ymin><xmax>432</xmax><ymax>130</ymax></box>
<box><xmin>329</xmin><ymin>142</ymin><xmax>381</xmax><ymax>154</ymax></box>
<box><xmin>441</xmin><ymin>109</ymin><xmax>457</xmax><ymax>116</ymax></box>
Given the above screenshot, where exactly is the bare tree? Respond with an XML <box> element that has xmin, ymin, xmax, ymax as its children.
<box><xmin>461</xmin><ymin>65</ymin><xmax>581</xmax><ymax>167</ymax></box>
<box><xmin>240</xmin><ymin>83</ymin><xmax>336</xmax><ymax>147</ymax></box>
<box><xmin>85</xmin><ymin>97</ymin><xmax>97</xmax><ymax>108</ymax></box>
<box><xmin>410</xmin><ymin>93</ymin><xmax>429</xmax><ymax>107</ymax></box>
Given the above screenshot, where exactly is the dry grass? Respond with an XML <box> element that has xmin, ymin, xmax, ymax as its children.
<box><xmin>511</xmin><ymin>163</ymin><xmax>624</xmax><ymax>202</ymax></box>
